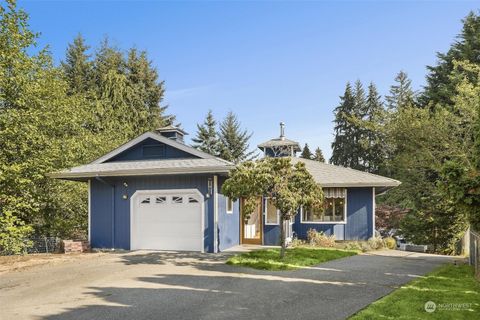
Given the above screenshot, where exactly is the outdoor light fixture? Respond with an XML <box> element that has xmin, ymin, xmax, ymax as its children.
<box><xmin>207</xmin><ymin>178</ymin><xmax>213</xmax><ymax>198</ymax></box>
<box><xmin>122</xmin><ymin>182</ymin><xmax>129</xmax><ymax>200</ymax></box>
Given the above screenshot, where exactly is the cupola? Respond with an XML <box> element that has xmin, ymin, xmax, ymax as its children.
<box><xmin>257</xmin><ymin>122</ymin><xmax>301</xmax><ymax>157</ymax></box>
<box><xmin>156</xmin><ymin>125</ymin><xmax>188</xmax><ymax>143</ymax></box>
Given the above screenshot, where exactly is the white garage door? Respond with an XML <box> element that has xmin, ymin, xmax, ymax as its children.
<box><xmin>131</xmin><ymin>190</ymin><xmax>203</xmax><ymax>251</ymax></box>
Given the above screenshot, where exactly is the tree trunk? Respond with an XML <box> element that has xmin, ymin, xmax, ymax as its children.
<box><xmin>279</xmin><ymin>214</ymin><xmax>286</xmax><ymax>259</ymax></box>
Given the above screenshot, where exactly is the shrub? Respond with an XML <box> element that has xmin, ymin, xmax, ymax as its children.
<box><xmin>384</xmin><ymin>237</ymin><xmax>396</xmax><ymax>249</ymax></box>
<box><xmin>307</xmin><ymin>229</ymin><xmax>336</xmax><ymax>247</ymax></box>
<box><xmin>345</xmin><ymin>241</ymin><xmax>362</xmax><ymax>251</ymax></box>
<box><xmin>290</xmin><ymin>238</ymin><xmax>306</xmax><ymax>247</ymax></box>
<box><xmin>0</xmin><ymin>211</ymin><xmax>33</xmax><ymax>255</ymax></box>
<box><xmin>367</xmin><ymin>236</ymin><xmax>385</xmax><ymax>250</ymax></box>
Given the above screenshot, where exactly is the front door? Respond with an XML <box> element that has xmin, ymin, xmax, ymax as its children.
<box><xmin>240</xmin><ymin>198</ymin><xmax>262</xmax><ymax>245</ymax></box>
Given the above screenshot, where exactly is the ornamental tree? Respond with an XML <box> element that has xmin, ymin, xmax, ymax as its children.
<box><xmin>222</xmin><ymin>157</ymin><xmax>324</xmax><ymax>258</ymax></box>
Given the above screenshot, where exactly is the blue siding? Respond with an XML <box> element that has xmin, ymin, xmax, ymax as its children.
<box><xmin>217</xmin><ymin>178</ymin><xmax>240</xmax><ymax>251</ymax></box>
<box><xmin>345</xmin><ymin>187</ymin><xmax>373</xmax><ymax>240</ymax></box>
<box><xmin>91</xmin><ymin>180</ymin><xmax>114</xmax><ymax>248</ymax></box>
<box><xmin>90</xmin><ymin>174</ymin><xmax>216</xmax><ymax>252</ymax></box>
<box><xmin>106</xmin><ymin>138</ymin><xmax>199</xmax><ymax>162</ymax></box>
<box><xmin>290</xmin><ymin>187</ymin><xmax>374</xmax><ymax>242</ymax></box>
<box><xmin>264</xmin><ymin>225</ymin><xmax>281</xmax><ymax>245</ymax></box>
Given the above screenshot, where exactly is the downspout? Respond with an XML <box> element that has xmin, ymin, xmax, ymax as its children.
<box><xmin>95</xmin><ymin>176</ymin><xmax>116</xmax><ymax>250</ymax></box>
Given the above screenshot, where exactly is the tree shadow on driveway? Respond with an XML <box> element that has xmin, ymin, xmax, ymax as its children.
<box><xmin>37</xmin><ymin>250</ymin><xmax>455</xmax><ymax>320</ymax></box>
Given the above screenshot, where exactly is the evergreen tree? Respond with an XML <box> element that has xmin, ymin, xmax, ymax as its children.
<box><xmin>313</xmin><ymin>147</ymin><xmax>325</xmax><ymax>162</ymax></box>
<box><xmin>218</xmin><ymin>112</ymin><xmax>254</xmax><ymax>163</ymax></box>
<box><xmin>330</xmin><ymin>81</ymin><xmax>366</xmax><ymax>170</ymax></box>
<box><xmin>125</xmin><ymin>48</ymin><xmax>168</xmax><ymax>131</ymax></box>
<box><xmin>386</xmin><ymin>71</ymin><xmax>415</xmax><ymax>111</ymax></box>
<box><xmin>300</xmin><ymin>143</ymin><xmax>313</xmax><ymax>159</ymax></box>
<box><xmin>61</xmin><ymin>34</ymin><xmax>93</xmax><ymax>94</ymax></box>
<box><xmin>192</xmin><ymin>110</ymin><xmax>220</xmax><ymax>155</ymax></box>
<box><xmin>330</xmin><ymin>83</ymin><xmax>357</xmax><ymax>168</ymax></box>
<box><xmin>362</xmin><ymin>82</ymin><xmax>386</xmax><ymax>173</ymax></box>
<box><xmin>422</xmin><ymin>12</ymin><xmax>480</xmax><ymax>108</ymax></box>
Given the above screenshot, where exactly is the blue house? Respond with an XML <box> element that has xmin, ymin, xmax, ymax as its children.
<box><xmin>51</xmin><ymin>124</ymin><xmax>400</xmax><ymax>253</ymax></box>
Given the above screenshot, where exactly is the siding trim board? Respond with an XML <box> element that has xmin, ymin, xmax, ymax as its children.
<box><xmin>214</xmin><ymin>175</ymin><xmax>219</xmax><ymax>253</ymax></box>
<box><xmin>88</xmin><ymin>179</ymin><xmax>91</xmax><ymax>242</ymax></box>
<box><xmin>372</xmin><ymin>187</ymin><xmax>376</xmax><ymax>238</ymax></box>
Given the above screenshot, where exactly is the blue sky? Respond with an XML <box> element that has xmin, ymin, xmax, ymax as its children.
<box><xmin>20</xmin><ymin>0</ymin><xmax>478</xmax><ymax>159</ymax></box>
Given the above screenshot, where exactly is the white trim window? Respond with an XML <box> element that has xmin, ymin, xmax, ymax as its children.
<box><xmin>301</xmin><ymin>188</ymin><xmax>347</xmax><ymax>224</ymax></box>
<box><xmin>226</xmin><ymin>197</ymin><xmax>234</xmax><ymax>214</ymax></box>
<box><xmin>265</xmin><ymin>198</ymin><xmax>280</xmax><ymax>225</ymax></box>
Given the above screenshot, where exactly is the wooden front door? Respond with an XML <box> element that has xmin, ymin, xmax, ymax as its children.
<box><xmin>240</xmin><ymin>198</ymin><xmax>263</xmax><ymax>245</ymax></box>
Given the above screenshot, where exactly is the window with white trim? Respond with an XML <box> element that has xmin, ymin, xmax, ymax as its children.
<box><xmin>265</xmin><ymin>198</ymin><xmax>279</xmax><ymax>225</ymax></box>
<box><xmin>226</xmin><ymin>197</ymin><xmax>234</xmax><ymax>214</ymax></box>
<box><xmin>302</xmin><ymin>188</ymin><xmax>346</xmax><ymax>223</ymax></box>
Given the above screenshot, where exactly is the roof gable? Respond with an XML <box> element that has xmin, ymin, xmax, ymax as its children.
<box><xmin>91</xmin><ymin>132</ymin><xmax>216</xmax><ymax>164</ymax></box>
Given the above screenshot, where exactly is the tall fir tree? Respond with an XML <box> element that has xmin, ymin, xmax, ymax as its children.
<box><xmin>61</xmin><ymin>34</ymin><xmax>93</xmax><ymax>94</ymax></box>
<box><xmin>218</xmin><ymin>112</ymin><xmax>254</xmax><ymax>163</ymax></box>
<box><xmin>330</xmin><ymin>82</ymin><xmax>357</xmax><ymax>168</ymax></box>
<box><xmin>422</xmin><ymin>12</ymin><xmax>480</xmax><ymax>108</ymax></box>
<box><xmin>300</xmin><ymin>143</ymin><xmax>313</xmax><ymax>159</ymax></box>
<box><xmin>313</xmin><ymin>147</ymin><xmax>325</xmax><ymax>162</ymax></box>
<box><xmin>192</xmin><ymin>110</ymin><xmax>220</xmax><ymax>155</ymax></box>
<box><xmin>125</xmin><ymin>48</ymin><xmax>168</xmax><ymax>131</ymax></box>
<box><xmin>362</xmin><ymin>82</ymin><xmax>386</xmax><ymax>173</ymax></box>
<box><xmin>385</xmin><ymin>71</ymin><xmax>415</xmax><ymax>111</ymax></box>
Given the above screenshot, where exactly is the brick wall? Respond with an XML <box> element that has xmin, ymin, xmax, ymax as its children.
<box><xmin>62</xmin><ymin>240</ymin><xmax>90</xmax><ymax>254</ymax></box>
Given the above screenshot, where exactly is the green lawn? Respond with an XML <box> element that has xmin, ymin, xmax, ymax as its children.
<box><xmin>226</xmin><ymin>247</ymin><xmax>357</xmax><ymax>271</ymax></box>
<box><xmin>350</xmin><ymin>264</ymin><xmax>480</xmax><ymax>319</ymax></box>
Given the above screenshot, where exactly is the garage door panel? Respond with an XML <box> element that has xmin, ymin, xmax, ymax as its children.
<box><xmin>131</xmin><ymin>191</ymin><xmax>203</xmax><ymax>251</ymax></box>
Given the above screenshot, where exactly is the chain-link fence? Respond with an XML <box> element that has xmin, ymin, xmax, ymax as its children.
<box><xmin>26</xmin><ymin>237</ymin><xmax>62</xmax><ymax>254</ymax></box>
<box><xmin>470</xmin><ymin>229</ymin><xmax>480</xmax><ymax>280</ymax></box>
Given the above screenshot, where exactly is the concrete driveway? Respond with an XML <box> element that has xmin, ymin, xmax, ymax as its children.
<box><xmin>0</xmin><ymin>249</ymin><xmax>455</xmax><ymax>320</ymax></box>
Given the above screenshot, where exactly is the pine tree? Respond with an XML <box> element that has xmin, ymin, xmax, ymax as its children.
<box><xmin>61</xmin><ymin>34</ymin><xmax>93</xmax><ymax>94</ymax></box>
<box><xmin>192</xmin><ymin>110</ymin><xmax>220</xmax><ymax>155</ymax></box>
<box><xmin>300</xmin><ymin>143</ymin><xmax>312</xmax><ymax>159</ymax></box>
<box><xmin>330</xmin><ymin>83</ymin><xmax>357</xmax><ymax>168</ymax></box>
<box><xmin>218</xmin><ymin>112</ymin><xmax>255</xmax><ymax>163</ymax></box>
<box><xmin>386</xmin><ymin>71</ymin><xmax>415</xmax><ymax>111</ymax></box>
<box><xmin>313</xmin><ymin>147</ymin><xmax>325</xmax><ymax>162</ymax></box>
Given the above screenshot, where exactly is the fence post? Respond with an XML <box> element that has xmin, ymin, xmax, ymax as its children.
<box><xmin>470</xmin><ymin>229</ymin><xmax>480</xmax><ymax>281</ymax></box>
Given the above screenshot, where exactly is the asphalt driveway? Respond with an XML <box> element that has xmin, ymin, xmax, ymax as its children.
<box><xmin>0</xmin><ymin>249</ymin><xmax>455</xmax><ymax>320</ymax></box>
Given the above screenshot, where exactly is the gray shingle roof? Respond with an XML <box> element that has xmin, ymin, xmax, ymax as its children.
<box><xmin>49</xmin><ymin>158</ymin><xmax>234</xmax><ymax>180</ymax></box>
<box><xmin>257</xmin><ymin>138</ymin><xmax>301</xmax><ymax>151</ymax></box>
<box><xmin>290</xmin><ymin>157</ymin><xmax>400</xmax><ymax>188</ymax></box>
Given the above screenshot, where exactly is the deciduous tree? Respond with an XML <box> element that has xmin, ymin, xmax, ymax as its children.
<box><xmin>222</xmin><ymin>157</ymin><xmax>323</xmax><ymax>258</ymax></box>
